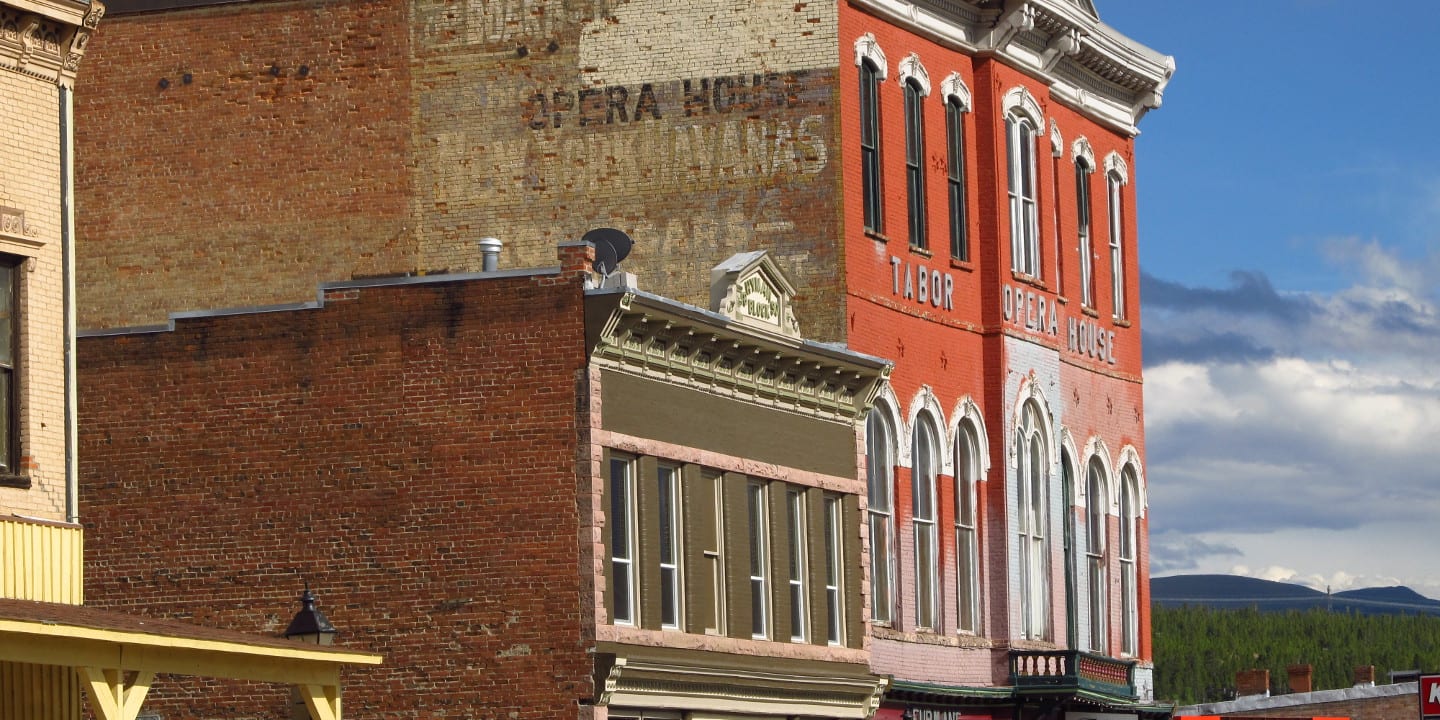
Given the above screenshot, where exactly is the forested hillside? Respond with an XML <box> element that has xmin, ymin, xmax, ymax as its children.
<box><xmin>1152</xmin><ymin>605</ymin><xmax>1440</xmax><ymax>705</ymax></box>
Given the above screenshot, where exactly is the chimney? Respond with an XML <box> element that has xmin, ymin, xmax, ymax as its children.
<box><xmin>1287</xmin><ymin>664</ymin><xmax>1313</xmax><ymax>694</ymax></box>
<box><xmin>1354</xmin><ymin>665</ymin><xmax>1375</xmax><ymax>687</ymax></box>
<box><xmin>558</xmin><ymin>240</ymin><xmax>597</xmax><ymax>279</ymax></box>
<box><xmin>478</xmin><ymin>237</ymin><xmax>503</xmax><ymax>271</ymax></box>
<box><xmin>1236</xmin><ymin>669</ymin><xmax>1270</xmax><ymax>698</ymax></box>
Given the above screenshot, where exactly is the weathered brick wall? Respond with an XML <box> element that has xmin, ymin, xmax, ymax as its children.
<box><xmin>836</xmin><ymin>0</ymin><xmax>1152</xmax><ymax>678</ymax></box>
<box><xmin>74</xmin><ymin>0</ymin><xmax>851</xmax><ymax>340</ymax></box>
<box><xmin>0</xmin><ymin>65</ymin><xmax>71</xmax><ymax>520</ymax></box>
<box><xmin>73</xmin><ymin>0</ymin><xmax>418</xmax><ymax>329</ymax></box>
<box><xmin>78</xmin><ymin>267</ymin><xmax>594</xmax><ymax>718</ymax></box>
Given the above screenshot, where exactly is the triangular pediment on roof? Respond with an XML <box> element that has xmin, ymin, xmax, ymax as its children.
<box><xmin>709</xmin><ymin>250</ymin><xmax>801</xmax><ymax>339</ymax></box>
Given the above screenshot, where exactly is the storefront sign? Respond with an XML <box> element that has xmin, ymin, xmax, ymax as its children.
<box><xmin>1420</xmin><ymin>673</ymin><xmax>1440</xmax><ymax>719</ymax></box>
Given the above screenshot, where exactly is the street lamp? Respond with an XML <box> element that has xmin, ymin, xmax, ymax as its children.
<box><xmin>283</xmin><ymin>586</ymin><xmax>337</xmax><ymax>646</ymax></box>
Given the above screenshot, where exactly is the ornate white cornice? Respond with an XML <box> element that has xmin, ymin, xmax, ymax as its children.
<box><xmin>586</xmin><ymin>286</ymin><xmax>891</xmax><ymax>426</ymax></box>
<box><xmin>848</xmin><ymin>0</ymin><xmax>1173</xmax><ymax>136</ymax></box>
<box><xmin>0</xmin><ymin>0</ymin><xmax>102</xmax><ymax>86</ymax></box>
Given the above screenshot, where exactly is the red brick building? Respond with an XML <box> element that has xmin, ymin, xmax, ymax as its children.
<box><xmin>73</xmin><ymin>0</ymin><xmax>1172</xmax><ymax>718</ymax></box>
<box><xmin>79</xmin><ymin>243</ymin><xmax>891</xmax><ymax>717</ymax></box>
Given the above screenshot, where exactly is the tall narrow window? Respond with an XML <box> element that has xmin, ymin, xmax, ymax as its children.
<box><xmin>1086</xmin><ymin>459</ymin><xmax>1108</xmax><ymax>654</ymax></box>
<box><xmin>860</xmin><ymin>59</ymin><xmax>884</xmax><ymax>234</ymax></box>
<box><xmin>748</xmin><ymin>481</ymin><xmax>770</xmax><ymax>639</ymax></box>
<box><xmin>1007</xmin><ymin>115</ymin><xmax>1040</xmax><ymax>276</ymax></box>
<box><xmin>1108</xmin><ymin>171</ymin><xmax>1126</xmax><ymax>319</ymax></box>
<box><xmin>904</xmin><ymin>78</ymin><xmax>927</xmax><ymax>250</ymax></box>
<box><xmin>866</xmin><ymin>408</ymin><xmax>895</xmax><ymax>624</ymax></box>
<box><xmin>913</xmin><ymin>414</ymin><xmax>940</xmax><ymax>631</ymax></box>
<box><xmin>609</xmin><ymin>456</ymin><xmax>637</xmax><ymax>625</ymax></box>
<box><xmin>1119</xmin><ymin>468</ymin><xmax>1139</xmax><ymax>656</ymax></box>
<box><xmin>1017</xmin><ymin>403</ymin><xmax>1049</xmax><ymax>639</ymax></box>
<box><xmin>823</xmin><ymin>494</ymin><xmax>844</xmax><ymax>645</ymax></box>
<box><xmin>954</xmin><ymin>421</ymin><xmax>980</xmax><ymax>634</ymax></box>
<box><xmin>704</xmin><ymin>471</ymin><xmax>726</xmax><ymax>636</ymax></box>
<box><xmin>787</xmin><ymin>489</ymin><xmax>808</xmax><ymax>642</ymax></box>
<box><xmin>1076</xmin><ymin>159</ymin><xmax>1094</xmax><ymax>307</ymax></box>
<box><xmin>946</xmin><ymin>96</ymin><xmax>969</xmax><ymax>262</ymax></box>
<box><xmin>0</xmin><ymin>260</ymin><xmax>15</xmax><ymax>476</ymax></box>
<box><xmin>658</xmin><ymin>464</ymin><xmax>682</xmax><ymax>629</ymax></box>
<box><xmin>1061</xmin><ymin>450</ymin><xmax>1077</xmax><ymax>647</ymax></box>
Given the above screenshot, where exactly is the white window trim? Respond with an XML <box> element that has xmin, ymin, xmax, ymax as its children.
<box><xmin>865</xmin><ymin>395</ymin><xmax>900</xmax><ymax>626</ymax></box>
<box><xmin>897</xmin><ymin>52</ymin><xmax>930</xmax><ymax>96</ymax></box>
<box><xmin>1074</xmin><ymin>137</ymin><xmax>1097</xmax><ymax>309</ymax></box>
<box><xmin>1011</xmin><ymin>382</ymin><xmax>1054</xmax><ymax>641</ymax></box>
<box><xmin>853</xmin><ymin>32</ymin><xmax>889</xmax><ymax>79</ymax></box>
<box><xmin>1118</xmin><ymin>466</ymin><xmax>1140</xmax><ymax>657</ymax></box>
<box><xmin>823</xmin><ymin>495</ymin><xmax>845</xmax><ymax>646</ymax></box>
<box><xmin>748</xmin><ymin>481</ymin><xmax>771</xmax><ymax>640</ymax></box>
<box><xmin>787</xmin><ymin>488</ymin><xmax>808</xmax><ymax>642</ymax></box>
<box><xmin>940</xmin><ymin>71</ymin><xmax>971</xmax><ymax>111</ymax></box>
<box><xmin>610</xmin><ymin>455</ymin><xmax>639</xmax><ymax>627</ymax></box>
<box><xmin>912</xmin><ymin>413</ymin><xmax>941</xmax><ymax>632</ymax></box>
<box><xmin>1107</xmin><ymin>169</ymin><xmax>1126</xmax><ymax>320</ymax></box>
<box><xmin>658</xmin><ymin>464</ymin><xmax>683</xmax><ymax>630</ymax></box>
<box><xmin>1004</xmin><ymin>92</ymin><xmax>1043</xmax><ymax>278</ymax></box>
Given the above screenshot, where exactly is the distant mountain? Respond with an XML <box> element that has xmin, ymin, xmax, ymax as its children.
<box><xmin>1152</xmin><ymin>574</ymin><xmax>1440</xmax><ymax>615</ymax></box>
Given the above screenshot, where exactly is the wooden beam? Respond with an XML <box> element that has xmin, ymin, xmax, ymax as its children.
<box><xmin>78</xmin><ymin>667</ymin><xmax>152</xmax><ymax>720</ymax></box>
<box><xmin>299</xmin><ymin>684</ymin><xmax>341</xmax><ymax>720</ymax></box>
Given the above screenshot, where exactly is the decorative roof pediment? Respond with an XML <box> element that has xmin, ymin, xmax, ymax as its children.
<box><xmin>709</xmin><ymin>250</ymin><xmax>802</xmax><ymax>340</ymax></box>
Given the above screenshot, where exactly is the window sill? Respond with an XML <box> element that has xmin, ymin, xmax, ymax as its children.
<box><xmin>864</xmin><ymin>229</ymin><xmax>889</xmax><ymax>243</ymax></box>
<box><xmin>1113</xmin><ymin>317</ymin><xmax>1132</xmax><ymax>328</ymax></box>
<box><xmin>950</xmin><ymin>259</ymin><xmax>975</xmax><ymax>273</ymax></box>
<box><xmin>1081</xmin><ymin>306</ymin><xmax>1099</xmax><ymax>318</ymax></box>
<box><xmin>0</xmin><ymin>474</ymin><xmax>31</xmax><ymax>489</ymax></box>
<box><xmin>909</xmin><ymin>245</ymin><xmax>932</xmax><ymax>258</ymax></box>
<box><xmin>1010</xmin><ymin>271</ymin><xmax>1048</xmax><ymax>291</ymax></box>
<box><xmin>1054</xmin><ymin>295</ymin><xmax>1068</xmax><ymax>305</ymax></box>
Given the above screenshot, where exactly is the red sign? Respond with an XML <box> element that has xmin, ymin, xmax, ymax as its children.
<box><xmin>1420</xmin><ymin>674</ymin><xmax>1440</xmax><ymax>719</ymax></box>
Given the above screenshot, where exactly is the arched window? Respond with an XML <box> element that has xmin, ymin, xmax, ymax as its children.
<box><xmin>1105</xmin><ymin>152</ymin><xmax>1129</xmax><ymax>320</ymax></box>
<box><xmin>865</xmin><ymin>407</ymin><xmax>896</xmax><ymax>624</ymax></box>
<box><xmin>1017</xmin><ymin>402</ymin><xmax>1049</xmax><ymax>639</ymax></box>
<box><xmin>1119</xmin><ymin>466</ymin><xmax>1139</xmax><ymax>655</ymax></box>
<box><xmin>858</xmin><ymin>56</ymin><xmax>885</xmax><ymax>234</ymax></box>
<box><xmin>945</xmin><ymin>91</ymin><xmax>969</xmax><ymax>262</ymax></box>
<box><xmin>1086</xmin><ymin>458</ymin><xmax>1108</xmax><ymax>653</ymax></box>
<box><xmin>912</xmin><ymin>413</ymin><xmax>940</xmax><ymax>631</ymax></box>
<box><xmin>1003</xmin><ymin>88</ymin><xmax>1043</xmax><ymax>278</ymax></box>
<box><xmin>1073</xmin><ymin>139</ymin><xmax>1096</xmax><ymax>308</ymax></box>
<box><xmin>1060</xmin><ymin>447</ymin><xmax>1076</xmax><ymax>646</ymax></box>
<box><xmin>954</xmin><ymin>420</ymin><xmax>980</xmax><ymax>633</ymax></box>
<box><xmin>904</xmin><ymin>77</ymin><xmax>928</xmax><ymax>250</ymax></box>
<box><xmin>1007</xmin><ymin>115</ymin><xmax>1039</xmax><ymax>276</ymax></box>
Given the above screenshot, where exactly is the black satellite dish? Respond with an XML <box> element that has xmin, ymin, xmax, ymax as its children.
<box><xmin>584</xmin><ymin>227</ymin><xmax>634</xmax><ymax>275</ymax></box>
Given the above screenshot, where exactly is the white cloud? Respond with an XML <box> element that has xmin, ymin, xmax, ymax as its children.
<box><xmin>1142</xmin><ymin>242</ymin><xmax>1440</xmax><ymax>599</ymax></box>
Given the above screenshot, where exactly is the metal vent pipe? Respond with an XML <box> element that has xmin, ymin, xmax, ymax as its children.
<box><xmin>478</xmin><ymin>237</ymin><xmax>503</xmax><ymax>271</ymax></box>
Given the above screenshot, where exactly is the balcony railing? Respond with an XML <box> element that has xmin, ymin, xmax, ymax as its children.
<box><xmin>1010</xmin><ymin>649</ymin><xmax>1136</xmax><ymax>701</ymax></box>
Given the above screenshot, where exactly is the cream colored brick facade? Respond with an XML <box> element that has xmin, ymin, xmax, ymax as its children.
<box><xmin>0</xmin><ymin>0</ymin><xmax>102</xmax><ymax>522</ymax></box>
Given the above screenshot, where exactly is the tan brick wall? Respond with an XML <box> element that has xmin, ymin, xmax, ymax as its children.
<box><xmin>0</xmin><ymin>67</ymin><xmax>70</xmax><ymax>521</ymax></box>
<box><xmin>73</xmin><ymin>0</ymin><xmax>419</xmax><ymax>329</ymax></box>
<box><xmin>76</xmin><ymin>0</ymin><xmax>851</xmax><ymax>340</ymax></box>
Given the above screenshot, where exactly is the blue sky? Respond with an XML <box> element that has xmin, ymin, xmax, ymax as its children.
<box><xmin>1099</xmin><ymin>1</ymin><xmax>1440</xmax><ymax>599</ymax></box>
